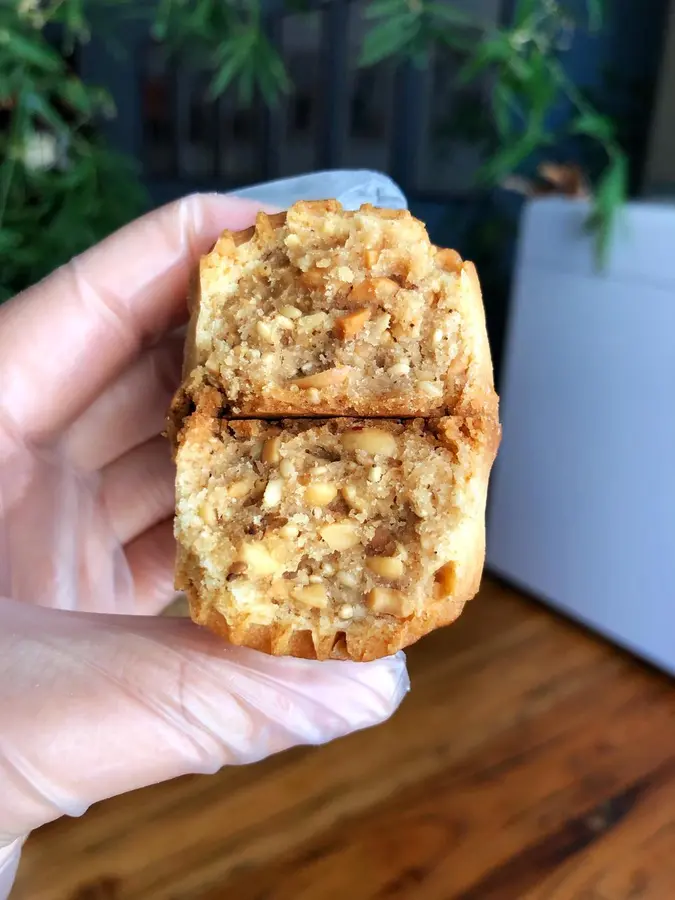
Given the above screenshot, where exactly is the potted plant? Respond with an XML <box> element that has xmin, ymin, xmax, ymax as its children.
<box><xmin>485</xmin><ymin>9</ymin><xmax>675</xmax><ymax>673</ymax></box>
<box><xmin>1</xmin><ymin>0</ymin><xmax>626</xmax><ymax>299</ymax></box>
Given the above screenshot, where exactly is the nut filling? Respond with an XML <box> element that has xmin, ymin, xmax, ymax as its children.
<box><xmin>175</xmin><ymin>415</ymin><xmax>495</xmax><ymax>659</ymax></box>
<box><xmin>184</xmin><ymin>201</ymin><xmax>492</xmax><ymax>417</ymax></box>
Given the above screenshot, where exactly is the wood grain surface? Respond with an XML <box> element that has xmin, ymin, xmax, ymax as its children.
<box><xmin>11</xmin><ymin>578</ymin><xmax>675</xmax><ymax>900</ymax></box>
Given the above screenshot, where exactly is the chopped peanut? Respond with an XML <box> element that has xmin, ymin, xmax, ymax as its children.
<box><xmin>340</xmin><ymin>484</ymin><xmax>367</xmax><ymax>512</ymax></box>
<box><xmin>366</xmin><ymin>556</ymin><xmax>405</xmax><ymax>579</ymax></box>
<box><xmin>262</xmin><ymin>478</ymin><xmax>284</xmax><ymax>508</ymax></box>
<box><xmin>366</xmin><ymin>587</ymin><xmax>412</xmax><ymax>618</ymax></box>
<box><xmin>293</xmin><ymin>584</ymin><xmax>328</xmax><ymax>609</ymax></box>
<box><xmin>262</xmin><ymin>436</ymin><xmax>281</xmax><ymax>465</ymax></box>
<box><xmin>291</xmin><ymin>367</ymin><xmax>351</xmax><ymax>389</ymax></box>
<box><xmin>279</xmin><ymin>305</ymin><xmax>302</xmax><ymax>319</ymax></box>
<box><xmin>342</xmin><ymin>428</ymin><xmax>397</xmax><ymax>457</ymax></box>
<box><xmin>227</xmin><ymin>476</ymin><xmax>255</xmax><ymax>499</ymax></box>
<box><xmin>319</xmin><ymin>521</ymin><xmax>360</xmax><ymax>550</ymax></box>
<box><xmin>335</xmin><ymin>308</ymin><xmax>371</xmax><ymax>340</ymax></box>
<box><xmin>301</xmin><ymin>268</ymin><xmax>325</xmax><ymax>290</ymax></box>
<box><xmin>349</xmin><ymin>277</ymin><xmax>399</xmax><ymax>305</ymax></box>
<box><xmin>239</xmin><ymin>542</ymin><xmax>281</xmax><ymax>576</ymax></box>
<box><xmin>305</xmin><ymin>482</ymin><xmax>338</xmax><ymax>506</ymax></box>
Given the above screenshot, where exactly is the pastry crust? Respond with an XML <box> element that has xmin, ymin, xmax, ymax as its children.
<box><xmin>172</xmin><ymin>400</ymin><xmax>499</xmax><ymax>662</ymax></box>
<box><xmin>178</xmin><ymin>201</ymin><xmax>498</xmax><ymax>420</ymax></box>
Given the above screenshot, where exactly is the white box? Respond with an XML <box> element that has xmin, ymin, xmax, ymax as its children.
<box><xmin>487</xmin><ymin>197</ymin><xmax>675</xmax><ymax>674</ymax></box>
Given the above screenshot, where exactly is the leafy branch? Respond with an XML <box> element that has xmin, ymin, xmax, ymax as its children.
<box><xmin>1</xmin><ymin>0</ymin><xmax>626</xmax><ymax>300</ymax></box>
<box><xmin>360</xmin><ymin>0</ymin><xmax>626</xmax><ymax>266</ymax></box>
<box><xmin>150</xmin><ymin>0</ymin><xmax>291</xmax><ymax>106</ymax></box>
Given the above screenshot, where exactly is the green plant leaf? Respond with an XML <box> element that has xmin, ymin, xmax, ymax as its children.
<box><xmin>492</xmin><ymin>82</ymin><xmax>515</xmax><ymax>138</ymax></box>
<box><xmin>478</xmin><ymin>125</ymin><xmax>549</xmax><ymax>185</ymax></box>
<box><xmin>359</xmin><ymin>13</ymin><xmax>421</xmax><ymax>67</ymax></box>
<box><xmin>238</xmin><ymin>64</ymin><xmax>255</xmax><ymax>106</ymax></box>
<box><xmin>459</xmin><ymin>34</ymin><xmax>512</xmax><ymax>82</ymax></box>
<box><xmin>586</xmin><ymin>152</ymin><xmax>627</xmax><ymax>267</ymax></box>
<box><xmin>24</xmin><ymin>91</ymin><xmax>69</xmax><ymax>136</ymax></box>
<box><xmin>513</xmin><ymin>0</ymin><xmax>539</xmax><ymax>27</ymax></box>
<box><xmin>571</xmin><ymin>111</ymin><xmax>616</xmax><ymax>144</ymax></box>
<box><xmin>424</xmin><ymin>2</ymin><xmax>474</xmax><ymax>26</ymax></box>
<box><xmin>586</xmin><ymin>0</ymin><xmax>605</xmax><ymax>30</ymax></box>
<box><xmin>6</xmin><ymin>31</ymin><xmax>64</xmax><ymax>73</ymax></box>
<box><xmin>363</xmin><ymin>0</ymin><xmax>406</xmax><ymax>21</ymax></box>
<box><xmin>208</xmin><ymin>29</ymin><xmax>255</xmax><ymax>99</ymax></box>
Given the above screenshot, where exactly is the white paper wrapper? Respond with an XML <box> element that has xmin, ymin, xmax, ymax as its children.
<box><xmin>233</xmin><ymin>168</ymin><xmax>408</xmax><ymax>211</ymax></box>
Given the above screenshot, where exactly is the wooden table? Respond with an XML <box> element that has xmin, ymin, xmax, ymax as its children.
<box><xmin>11</xmin><ymin>578</ymin><xmax>675</xmax><ymax>900</ymax></box>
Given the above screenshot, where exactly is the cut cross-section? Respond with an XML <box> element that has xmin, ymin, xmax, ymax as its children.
<box><xmin>174</xmin><ymin>408</ymin><xmax>500</xmax><ymax>661</ymax></box>
<box><xmin>177</xmin><ymin>200</ymin><xmax>497</xmax><ymax>419</ymax></box>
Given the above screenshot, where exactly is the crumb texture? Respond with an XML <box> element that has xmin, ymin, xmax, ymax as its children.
<box><xmin>182</xmin><ymin>201</ymin><xmax>497</xmax><ymax>417</ymax></box>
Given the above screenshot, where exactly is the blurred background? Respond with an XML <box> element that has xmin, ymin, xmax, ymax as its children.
<box><xmin>4</xmin><ymin>1</ymin><xmax>675</xmax><ymax>898</ymax></box>
<box><xmin>1</xmin><ymin>0</ymin><xmax>672</xmax><ymax>376</ymax></box>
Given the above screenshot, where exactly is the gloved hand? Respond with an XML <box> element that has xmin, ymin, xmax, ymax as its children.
<box><xmin>0</xmin><ymin>194</ymin><xmax>409</xmax><ymax>898</ymax></box>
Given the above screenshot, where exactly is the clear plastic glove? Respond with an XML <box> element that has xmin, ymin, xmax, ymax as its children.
<box><xmin>0</xmin><ymin>194</ymin><xmax>409</xmax><ymax>898</ymax></box>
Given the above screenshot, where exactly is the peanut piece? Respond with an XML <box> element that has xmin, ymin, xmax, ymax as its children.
<box><xmin>291</xmin><ymin>367</ymin><xmax>351</xmax><ymax>389</ymax></box>
<box><xmin>370</xmin><ymin>312</ymin><xmax>391</xmax><ymax>339</ymax></box>
<box><xmin>337</xmin><ymin>266</ymin><xmax>354</xmax><ymax>283</ymax></box>
<box><xmin>239</xmin><ymin>542</ymin><xmax>280</xmax><ymax>576</ymax></box>
<box><xmin>227</xmin><ymin>476</ymin><xmax>255</xmax><ymax>499</ymax></box>
<box><xmin>338</xmin><ymin>603</ymin><xmax>354</xmax><ymax>619</ymax></box>
<box><xmin>270</xmin><ymin>578</ymin><xmax>290</xmax><ymax>600</ymax></box>
<box><xmin>436</xmin><ymin>248</ymin><xmax>463</xmax><ymax>273</ymax></box>
<box><xmin>293</xmin><ymin>583</ymin><xmax>329</xmax><ymax>609</ymax></box>
<box><xmin>365</xmin><ymin>587</ymin><xmax>411</xmax><ymax>618</ymax></box>
<box><xmin>340</xmin><ymin>484</ymin><xmax>367</xmax><ymax>512</ymax></box>
<box><xmin>418</xmin><ymin>380</ymin><xmax>444</xmax><ymax>398</ymax></box>
<box><xmin>319</xmin><ymin>521</ymin><xmax>360</xmax><ymax>550</ymax></box>
<box><xmin>366</xmin><ymin>556</ymin><xmax>404</xmax><ymax>579</ymax></box>
<box><xmin>349</xmin><ymin>277</ymin><xmax>399</xmax><ymax>305</ymax></box>
<box><xmin>301</xmin><ymin>269</ymin><xmax>325</xmax><ymax>290</ymax></box>
<box><xmin>387</xmin><ymin>361</ymin><xmax>410</xmax><ymax>377</ymax></box>
<box><xmin>363</xmin><ymin>249</ymin><xmax>379</xmax><ymax>268</ymax></box>
<box><xmin>262</xmin><ymin>436</ymin><xmax>281</xmax><ymax>465</ymax></box>
<box><xmin>279</xmin><ymin>305</ymin><xmax>302</xmax><ymax>319</ymax></box>
<box><xmin>367</xmin><ymin>466</ymin><xmax>383</xmax><ymax>483</ymax></box>
<box><xmin>256</xmin><ymin>321</ymin><xmax>274</xmax><ymax>342</ymax></box>
<box><xmin>335</xmin><ymin>308</ymin><xmax>371</xmax><ymax>340</ymax></box>
<box><xmin>337</xmin><ymin>570</ymin><xmax>359</xmax><ymax>588</ymax></box>
<box><xmin>279</xmin><ymin>458</ymin><xmax>294</xmax><ymax>478</ymax></box>
<box><xmin>299</xmin><ymin>312</ymin><xmax>330</xmax><ymax>332</ymax></box>
<box><xmin>341</xmin><ymin>428</ymin><xmax>397</xmax><ymax>457</ymax></box>
<box><xmin>434</xmin><ymin>561</ymin><xmax>457</xmax><ymax>597</ymax></box>
<box><xmin>262</xmin><ymin>478</ymin><xmax>284</xmax><ymax>508</ymax></box>
<box><xmin>305</xmin><ymin>482</ymin><xmax>338</xmax><ymax>506</ymax></box>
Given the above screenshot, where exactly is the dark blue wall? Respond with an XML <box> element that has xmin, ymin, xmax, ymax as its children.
<box><xmin>409</xmin><ymin>0</ymin><xmax>669</xmax><ymax>382</ymax></box>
